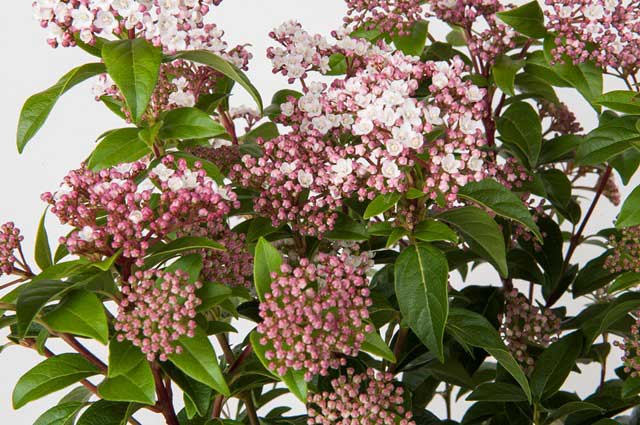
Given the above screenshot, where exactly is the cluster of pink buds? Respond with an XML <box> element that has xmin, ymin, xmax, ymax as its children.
<box><xmin>42</xmin><ymin>157</ymin><xmax>237</xmax><ymax>266</ymax></box>
<box><xmin>539</xmin><ymin>101</ymin><xmax>583</xmax><ymax>136</ymax></box>
<box><xmin>307</xmin><ymin>368</ymin><xmax>415</xmax><ymax>425</ymax></box>
<box><xmin>32</xmin><ymin>0</ymin><xmax>234</xmax><ymax>53</ymax></box>
<box><xmin>614</xmin><ymin>312</ymin><xmax>640</xmax><ymax>378</ymax></box>
<box><xmin>605</xmin><ymin>226</ymin><xmax>640</xmax><ymax>274</ymax></box>
<box><xmin>500</xmin><ymin>290</ymin><xmax>561</xmax><ymax>373</ymax></box>
<box><xmin>257</xmin><ymin>248</ymin><xmax>374</xmax><ymax>380</ymax></box>
<box><xmin>429</xmin><ymin>0</ymin><xmax>503</xmax><ymax>28</ymax></box>
<box><xmin>343</xmin><ymin>0</ymin><xmax>426</xmax><ymax>35</ymax></box>
<box><xmin>115</xmin><ymin>269</ymin><xmax>202</xmax><ymax>361</ymax></box>
<box><xmin>544</xmin><ymin>0</ymin><xmax>640</xmax><ymax>75</ymax></box>
<box><xmin>0</xmin><ymin>222</ymin><xmax>24</xmax><ymax>276</ymax></box>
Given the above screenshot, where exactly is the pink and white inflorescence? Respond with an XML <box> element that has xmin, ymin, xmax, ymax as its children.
<box><xmin>257</xmin><ymin>248</ymin><xmax>374</xmax><ymax>380</ymax></box>
<box><xmin>614</xmin><ymin>312</ymin><xmax>640</xmax><ymax>378</ymax></box>
<box><xmin>545</xmin><ymin>0</ymin><xmax>640</xmax><ymax>75</ymax></box>
<box><xmin>32</xmin><ymin>0</ymin><xmax>233</xmax><ymax>53</ymax></box>
<box><xmin>605</xmin><ymin>226</ymin><xmax>640</xmax><ymax>274</ymax></box>
<box><xmin>115</xmin><ymin>268</ymin><xmax>202</xmax><ymax>361</ymax></box>
<box><xmin>42</xmin><ymin>157</ymin><xmax>237</xmax><ymax>266</ymax></box>
<box><xmin>307</xmin><ymin>368</ymin><xmax>415</xmax><ymax>425</ymax></box>
<box><xmin>343</xmin><ymin>0</ymin><xmax>426</xmax><ymax>35</ymax></box>
<box><xmin>0</xmin><ymin>222</ymin><xmax>23</xmax><ymax>276</ymax></box>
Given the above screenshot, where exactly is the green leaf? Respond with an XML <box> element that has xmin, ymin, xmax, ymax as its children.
<box><xmin>12</xmin><ymin>353</ymin><xmax>101</xmax><ymax>409</ymax></box>
<box><xmin>611</xmin><ymin>147</ymin><xmax>640</xmax><ymax>185</ymax></box>
<box><xmin>249</xmin><ymin>331</ymin><xmax>307</xmax><ymax>402</ymax></box>
<box><xmin>16</xmin><ymin>280</ymin><xmax>74</xmax><ymax>337</ymax></box>
<box><xmin>530</xmin><ymin>332</ymin><xmax>583</xmax><ymax>400</ymax></box>
<box><xmin>33</xmin><ymin>402</ymin><xmax>86</xmax><ymax>425</ymax></box>
<box><xmin>98</xmin><ymin>338</ymin><xmax>155</xmax><ymax>405</ymax></box>
<box><xmin>242</xmin><ymin>122</ymin><xmax>279</xmax><ymax>144</ymax></box>
<box><xmin>145</xmin><ymin>236</ymin><xmax>224</xmax><ymax>267</ymax></box>
<box><xmin>361</xmin><ymin>330</ymin><xmax>396</xmax><ymax>362</ymax></box>
<box><xmin>394</xmin><ymin>244</ymin><xmax>449</xmax><ymax>362</ymax></box>
<box><xmin>166</xmin><ymin>254</ymin><xmax>203</xmax><ymax>284</ymax></box>
<box><xmin>363</xmin><ymin>193</ymin><xmax>401</xmax><ymax>219</ymax></box>
<box><xmin>608</xmin><ymin>272</ymin><xmax>640</xmax><ymax>294</ymax></box>
<box><xmin>413</xmin><ymin>219</ymin><xmax>458</xmax><ymax>243</ymax></box>
<box><xmin>159</xmin><ymin>107</ymin><xmax>227</xmax><ymax>140</ymax></box>
<box><xmin>169</xmin><ymin>50</ymin><xmax>263</xmax><ymax>112</ymax></box>
<box><xmin>42</xmin><ymin>290</ymin><xmax>109</xmax><ymax>345</ymax></box>
<box><xmin>459</xmin><ymin>179</ymin><xmax>542</xmax><ymax>241</ymax></box>
<box><xmin>438</xmin><ymin>207</ymin><xmax>508</xmax><ymax>277</ymax></box>
<box><xmin>593</xmin><ymin>91</ymin><xmax>640</xmax><ymax>114</ymax></box>
<box><xmin>617</xmin><ymin>185</ymin><xmax>640</xmax><ymax>228</ymax></box>
<box><xmin>543</xmin><ymin>402</ymin><xmax>603</xmax><ymax>424</ymax></box>
<box><xmin>496</xmin><ymin>1</ymin><xmax>547</xmax><ymax>38</ymax></box>
<box><xmin>540</xmin><ymin>169</ymin><xmax>571</xmax><ymax>209</ymax></box>
<box><xmin>35</xmin><ymin>209</ymin><xmax>53</xmax><ymax>270</ymax></box>
<box><xmin>622</xmin><ymin>377</ymin><xmax>640</xmax><ymax>398</ymax></box>
<box><xmin>446</xmin><ymin>308</ymin><xmax>531</xmax><ymax>402</ymax></box>
<box><xmin>17</xmin><ymin>63</ymin><xmax>106</xmax><ymax>153</ymax></box>
<box><xmin>492</xmin><ymin>55</ymin><xmax>525</xmax><ymax>96</ymax></box>
<box><xmin>577</xmin><ymin>116</ymin><xmax>640</xmax><ymax>165</ymax></box>
<box><xmin>253</xmin><ymin>237</ymin><xmax>283</xmax><ymax>302</ymax></box>
<box><xmin>325</xmin><ymin>214</ymin><xmax>369</xmax><ymax>241</ymax></box>
<box><xmin>87</xmin><ymin>128</ymin><xmax>149</xmax><ymax>171</ymax></box>
<box><xmin>167</xmin><ymin>327</ymin><xmax>230</xmax><ymax>396</ymax></box>
<box><xmin>392</xmin><ymin>20</ymin><xmax>429</xmax><ymax>56</ymax></box>
<box><xmin>514</xmin><ymin>73</ymin><xmax>559</xmax><ymax>104</ymax></box>
<box><xmin>539</xmin><ymin>135</ymin><xmax>582</xmax><ymax>164</ymax></box>
<box><xmin>101</xmin><ymin>39</ymin><xmax>162</xmax><ymax>123</ymax></box>
<box><xmin>76</xmin><ymin>401</ymin><xmax>138</xmax><ymax>425</ymax></box>
<box><xmin>467</xmin><ymin>382</ymin><xmax>528</xmax><ymax>402</ymax></box>
<box><xmin>264</xmin><ymin>89</ymin><xmax>302</xmax><ymax>120</ymax></box>
<box><xmin>497</xmin><ymin>101</ymin><xmax>542</xmax><ymax>168</ymax></box>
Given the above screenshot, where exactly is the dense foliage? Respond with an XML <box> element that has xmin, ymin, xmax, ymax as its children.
<box><xmin>3</xmin><ymin>0</ymin><xmax>640</xmax><ymax>423</ymax></box>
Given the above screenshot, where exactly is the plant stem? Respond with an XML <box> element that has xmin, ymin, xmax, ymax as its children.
<box><xmin>60</xmin><ymin>334</ymin><xmax>108</xmax><ymax>373</ymax></box>
<box><xmin>389</xmin><ymin>327</ymin><xmax>409</xmax><ymax>374</ymax></box>
<box><xmin>600</xmin><ymin>333</ymin><xmax>609</xmax><ymax>388</ymax></box>
<box><xmin>151</xmin><ymin>364</ymin><xmax>180</xmax><ymax>425</ymax></box>
<box><xmin>244</xmin><ymin>394</ymin><xmax>260</xmax><ymax>425</ymax></box>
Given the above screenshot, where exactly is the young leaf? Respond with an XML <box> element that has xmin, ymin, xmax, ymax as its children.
<box><xmin>98</xmin><ymin>338</ymin><xmax>156</xmax><ymax>405</ymax></box>
<box><xmin>497</xmin><ymin>101</ymin><xmax>542</xmax><ymax>168</ymax></box>
<box><xmin>17</xmin><ymin>63</ymin><xmax>106</xmax><ymax>152</ymax></box>
<box><xmin>12</xmin><ymin>353</ymin><xmax>101</xmax><ymax>409</ymax></box>
<box><xmin>35</xmin><ymin>209</ymin><xmax>53</xmax><ymax>270</ymax></box>
<box><xmin>491</xmin><ymin>55</ymin><xmax>525</xmax><ymax>96</ymax></box>
<box><xmin>438</xmin><ymin>207</ymin><xmax>508</xmax><ymax>277</ymax></box>
<box><xmin>87</xmin><ymin>128</ymin><xmax>149</xmax><ymax>171</ymax></box>
<box><xmin>530</xmin><ymin>332</ymin><xmax>584</xmax><ymax>400</ymax></box>
<box><xmin>169</xmin><ymin>50</ymin><xmax>263</xmax><ymax>112</ymax></box>
<box><xmin>413</xmin><ymin>219</ymin><xmax>458</xmax><ymax>243</ymax></box>
<box><xmin>459</xmin><ymin>179</ymin><xmax>542</xmax><ymax>241</ymax></box>
<box><xmin>394</xmin><ymin>244</ymin><xmax>449</xmax><ymax>362</ymax></box>
<box><xmin>101</xmin><ymin>39</ymin><xmax>162</xmax><ymax>123</ymax></box>
<box><xmin>159</xmin><ymin>107</ymin><xmax>227</xmax><ymax>140</ymax></box>
<box><xmin>253</xmin><ymin>237</ymin><xmax>283</xmax><ymax>302</ymax></box>
<box><xmin>167</xmin><ymin>327</ymin><xmax>230</xmax><ymax>396</ymax></box>
<box><xmin>392</xmin><ymin>20</ymin><xmax>429</xmax><ymax>56</ymax></box>
<box><xmin>363</xmin><ymin>193</ymin><xmax>401</xmax><ymax>219</ymax></box>
<box><xmin>250</xmin><ymin>331</ymin><xmax>307</xmax><ymax>402</ymax></box>
<box><xmin>617</xmin><ymin>185</ymin><xmax>640</xmax><ymax>228</ymax></box>
<box><xmin>496</xmin><ymin>1</ymin><xmax>547</xmax><ymax>38</ymax></box>
<box><xmin>41</xmin><ymin>290</ymin><xmax>109</xmax><ymax>345</ymax></box>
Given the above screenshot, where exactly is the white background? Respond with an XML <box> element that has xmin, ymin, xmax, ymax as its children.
<box><xmin>0</xmin><ymin>1</ymin><xmax>635</xmax><ymax>423</ymax></box>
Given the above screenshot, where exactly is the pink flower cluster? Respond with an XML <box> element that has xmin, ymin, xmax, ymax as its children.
<box><xmin>32</xmin><ymin>0</ymin><xmax>233</xmax><ymax>53</ymax></box>
<box><xmin>42</xmin><ymin>157</ymin><xmax>237</xmax><ymax>266</ymax></box>
<box><xmin>257</xmin><ymin>248</ymin><xmax>374</xmax><ymax>380</ymax></box>
<box><xmin>0</xmin><ymin>222</ymin><xmax>23</xmax><ymax>276</ymax></box>
<box><xmin>605</xmin><ymin>226</ymin><xmax>640</xmax><ymax>273</ymax></box>
<box><xmin>343</xmin><ymin>0</ymin><xmax>426</xmax><ymax>35</ymax></box>
<box><xmin>115</xmin><ymin>268</ymin><xmax>202</xmax><ymax>361</ymax></box>
<box><xmin>545</xmin><ymin>0</ymin><xmax>640</xmax><ymax>75</ymax></box>
<box><xmin>307</xmin><ymin>368</ymin><xmax>415</xmax><ymax>425</ymax></box>
<box><xmin>614</xmin><ymin>312</ymin><xmax>640</xmax><ymax>378</ymax></box>
<box><xmin>239</xmin><ymin>36</ymin><xmax>491</xmax><ymax>235</ymax></box>
<box><xmin>500</xmin><ymin>290</ymin><xmax>561</xmax><ymax>373</ymax></box>
<box><xmin>539</xmin><ymin>101</ymin><xmax>583</xmax><ymax>136</ymax></box>
<box><xmin>429</xmin><ymin>0</ymin><xmax>503</xmax><ymax>28</ymax></box>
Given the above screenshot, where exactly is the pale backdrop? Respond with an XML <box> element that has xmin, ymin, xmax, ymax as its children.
<box><xmin>0</xmin><ymin>1</ymin><xmax>634</xmax><ymax>423</ymax></box>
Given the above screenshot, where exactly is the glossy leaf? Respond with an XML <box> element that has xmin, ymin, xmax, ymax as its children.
<box><xmin>617</xmin><ymin>185</ymin><xmax>640</xmax><ymax>228</ymax></box>
<box><xmin>363</xmin><ymin>193</ymin><xmax>401</xmax><ymax>219</ymax></box>
<box><xmin>87</xmin><ymin>128</ymin><xmax>149</xmax><ymax>171</ymax></box>
<box><xmin>76</xmin><ymin>400</ymin><xmax>138</xmax><ymax>425</ymax></box>
<box><xmin>577</xmin><ymin>116</ymin><xmax>640</xmax><ymax>165</ymax></box>
<box><xmin>33</xmin><ymin>402</ymin><xmax>86</xmax><ymax>425</ymax></box>
<box><xmin>159</xmin><ymin>107</ymin><xmax>227</xmax><ymax>140</ymax></box>
<box><xmin>361</xmin><ymin>329</ymin><xmax>396</xmax><ymax>362</ymax></box>
<box><xmin>468</xmin><ymin>382</ymin><xmax>528</xmax><ymax>402</ymax></box>
<box><xmin>492</xmin><ymin>55</ymin><xmax>524</xmax><ymax>96</ymax></box>
<box><xmin>392</xmin><ymin>20</ymin><xmax>429</xmax><ymax>56</ymax></box>
<box><xmin>253</xmin><ymin>237</ymin><xmax>283</xmax><ymax>302</ymax></box>
<box><xmin>35</xmin><ymin>209</ymin><xmax>53</xmax><ymax>270</ymax></box>
<box><xmin>497</xmin><ymin>101</ymin><xmax>542</xmax><ymax>168</ymax></box>
<box><xmin>145</xmin><ymin>236</ymin><xmax>224</xmax><ymax>267</ymax></box>
<box><xmin>413</xmin><ymin>219</ymin><xmax>458</xmax><ymax>243</ymax></box>
<box><xmin>16</xmin><ymin>280</ymin><xmax>74</xmax><ymax>337</ymax></box>
<box><xmin>531</xmin><ymin>332</ymin><xmax>583</xmax><ymax>401</ymax></box>
<box><xmin>42</xmin><ymin>290</ymin><xmax>109</xmax><ymax>345</ymax></box>
<box><xmin>496</xmin><ymin>1</ymin><xmax>547</xmax><ymax>38</ymax></box>
<box><xmin>593</xmin><ymin>90</ymin><xmax>640</xmax><ymax>114</ymax></box>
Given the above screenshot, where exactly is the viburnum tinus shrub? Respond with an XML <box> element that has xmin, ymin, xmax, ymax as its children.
<box><xmin>4</xmin><ymin>0</ymin><xmax>640</xmax><ymax>423</ymax></box>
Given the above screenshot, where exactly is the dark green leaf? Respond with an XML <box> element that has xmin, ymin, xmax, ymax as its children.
<box><xmin>392</xmin><ymin>20</ymin><xmax>429</xmax><ymax>56</ymax></box>
<box><xmin>539</xmin><ymin>135</ymin><xmax>582</xmax><ymax>164</ymax></box>
<box><xmin>35</xmin><ymin>209</ymin><xmax>53</xmax><ymax>270</ymax></box>
<box><xmin>76</xmin><ymin>400</ymin><xmax>138</xmax><ymax>425</ymax></box>
<box><xmin>16</xmin><ymin>280</ymin><xmax>74</xmax><ymax>337</ymax></box>
<box><xmin>617</xmin><ymin>185</ymin><xmax>640</xmax><ymax>228</ymax></box>
<box><xmin>87</xmin><ymin>128</ymin><xmax>149</xmax><ymax>171</ymax></box>
<box><xmin>325</xmin><ymin>214</ymin><xmax>368</xmax><ymax>241</ymax></box>
<box><xmin>608</xmin><ymin>272</ymin><xmax>640</xmax><ymax>294</ymax></box>
<box><xmin>496</xmin><ymin>1</ymin><xmax>547</xmax><ymax>38</ymax></box>
<box><xmin>413</xmin><ymin>219</ymin><xmax>458</xmax><ymax>243</ymax></box>
<box><xmin>363</xmin><ymin>193</ymin><xmax>401</xmax><ymax>219</ymax></box>
<box><xmin>611</xmin><ymin>148</ymin><xmax>640</xmax><ymax>185</ymax></box>
<box><xmin>468</xmin><ymin>382</ymin><xmax>528</xmax><ymax>402</ymax></box>
<box><xmin>492</xmin><ymin>55</ymin><xmax>525</xmax><ymax>96</ymax></box>
<box><xmin>33</xmin><ymin>402</ymin><xmax>86</xmax><ymax>425</ymax></box>
<box><xmin>361</xmin><ymin>329</ymin><xmax>396</xmax><ymax>362</ymax></box>
<box><xmin>145</xmin><ymin>237</ymin><xmax>224</xmax><ymax>267</ymax></box>
<box><xmin>530</xmin><ymin>332</ymin><xmax>583</xmax><ymax>400</ymax></box>
<box><xmin>42</xmin><ymin>290</ymin><xmax>109</xmax><ymax>345</ymax></box>
<box><xmin>253</xmin><ymin>237</ymin><xmax>283</xmax><ymax>302</ymax></box>
<box><xmin>159</xmin><ymin>107</ymin><xmax>227</xmax><ymax>140</ymax></box>
<box><xmin>242</xmin><ymin>122</ymin><xmax>279</xmax><ymax>144</ymax></box>
<box><xmin>497</xmin><ymin>101</ymin><xmax>542</xmax><ymax>168</ymax></box>
<box><xmin>593</xmin><ymin>91</ymin><xmax>640</xmax><ymax>114</ymax></box>
<box><xmin>543</xmin><ymin>402</ymin><xmax>603</xmax><ymax>424</ymax></box>
<box><xmin>577</xmin><ymin>116</ymin><xmax>640</xmax><ymax>165</ymax></box>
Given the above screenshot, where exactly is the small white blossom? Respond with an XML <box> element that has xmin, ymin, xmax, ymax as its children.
<box><xmin>442</xmin><ymin>154</ymin><xmax>461</xmax><ymax>174</ymax></box>
<box><xmin>168</xmin><ymin>176</ymin><xmax>185</xmax><ymax>192</ymax></box>
<box><xmin>353</xmin><ymin>119</ymin><xmax>374</xmax><ymax>136</ymax></box>
<box><xmin>152</xmin><ymin>164</ymin><xmax>175</xmax><ymax>181</ymax></box>
<box><xmin>78</xmin><ymin>226</ymin><xmax>96</xmax><ymax>242</ymax></box>
<box><xmin>332</xmin><ymin>158</ymin><xmax>354</xmax><ymax>178</ymax></box>
<box><xmin>381</xmin><ymin>160</ymin><xmax>401</xmax><ymax>179</ymax></box>
<box><xmin>128</xmin><ymin>210</ymin><xmax>144</xmax><ymax>224</ymax></box>
<box><xmin>297</xmin><ymin>170</ymin><xmax>314</xmax><ymax>188</ymax></box>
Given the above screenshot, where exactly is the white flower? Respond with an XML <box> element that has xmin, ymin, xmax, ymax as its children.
<box><xmin>425</xmin><ymin>106</ymin><xmax>444</xmax><ymax>125</ymax></box>
<box><xmin>297</xmin><ymin>170</ymin><xmax>314</xmax><ymax>188</ymax></box>
<box><xmin>432</xmin><ymin>72</ymin><xmax>449</xmax><ymax>89</ymax></box>
<box><xmin>438</xmin><ymin>0</ymin><xmax>458</xmax><ymax>8</ymax></box>
<box><xmin>94</xmin><ymin>10</ymin><xmax>118</xmax><ymax>33</ymax></box>
<box><xmin>353</xmin><ymin>119</ymin><xmax>374</xmax><ymax>136</ymax></box>
<box><xmin>381</xmin><ymin>160</ymin><xmax>401</xmax><ymax>179</ymax></box>
<box><xmin>584</xmin><ymin>4</ymin><xmax>604</xmax><ymax>21</ymax></box>
<box><xmin>465</xmin><ymin>86</ymin><xmax>484</xmax><ymax>102</ymax></box>
<box><xmin>47</xmin><ymin>23</ymin><xmax>64</xmax><ymax>42</ymax></box>
<box><xmin>71</xmin><ymin>5</ymin><xmax>94</xmax><ymax>30</ymax></box>
<box><xmin>168</xmin><ymin>176</ymin><xmax>185</xmax><ymax>192</ymax></box>
<box><xmin>181</xmin><ymin>170</ymin><xmax>198</xmax><ymax>189</ymax></box>
<box><xmin>386</xmin><ymin>139</ymin><xmax>404</xmax><ymax>156</ymax></box>
<box><xmin>128</xmin><ymin>210</ymin><xmax>144</xmax><ymax>224</ymax></box>
<box><xmin>168</xmin><ymin>90</ymin><xmax>195</xmax><ymax>108</ymax></box>
<box><xmin>211</xmin><ymin>138</ymin><xmax>232</xmax><ymax>149</ymax></box>
<box><xmin>114</xmin><ymin>163</ymin><xmax>133</xmax><ymax>174</ymax></box>
<box><xmin>279</xmin><ymin>162</ymin><xmax>297</xmax><ymax>175</ymax></box>
<box><xmin>312</xmin><ymin>116</ymin><xmax>333</xmax><ymax>134</ymax></box>
<box><xmin>611</xmin><ymin>39</ymin><xmax>624</xmax><ymax>55</ymax></box>
<box><xmin>405</xmin><ymin>132</ymin><xmax>424</xmax><ymax>150</ymax></box>
<box><xmin>91</xmin><ymin>0</ymin><xmax>111</xmax><ymax>11</ymax></box>
<box><xmin>165</xmin><ymin>31</ymin><xmax>188</xmax><ymax>52</ymax></box>
<box><xmin>332</xmin><ymin>158</ymin><xmax>354</xmax><ymax>178</ymax></box>
<box><xmin>281</xmin><ymin>101</ymin><xmax>295</xmax><ymax>117</ymax></box>
<box><xmin>441</xmin><ymin>154</ymin><xmax>461</xmax><ymax>174</ymax></box>
<box><xmin>459</xmin><ymin>113</ymin><xmax>479</xmax><ymax>135</ymax></box>
<box><xmin>604</xmin><ymin>0</ymin><xmax>617</xmax><ymax>11</ymax></box>
<box><xmin>78</xmin><ymin>226</ymin><xmax>96</xmax><ymax>242</ymax></box>
<box><xmin>558</xmin><ymin>6</ymin><xmax>573</xmax><ymax>18</ymax></box>
<box><xmin>152</xmin><ymin>163</ymin><xmax>175</xmax><ymax>181</ymax></box>
<box><xmin>298</xmin><ymin>94</ymin><xmax>322</xmax><ymax>117</ymax></box>
<box><xmin>468</xmin><ymin>156</ymin><xmax>484</xmax><ymax>172</ymax></box>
